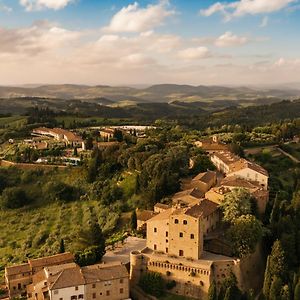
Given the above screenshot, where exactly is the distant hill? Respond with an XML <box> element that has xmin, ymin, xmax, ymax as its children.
<box><xmin>0</xmin><ymin>84</ymin><xmax>299</xmax><ymax>104</ymax></box>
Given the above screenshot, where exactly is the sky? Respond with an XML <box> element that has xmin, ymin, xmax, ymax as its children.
<box><xmin>0</xmin><ymin>0</ymin><xmax>300</xmax><ymax>86</ymax></box>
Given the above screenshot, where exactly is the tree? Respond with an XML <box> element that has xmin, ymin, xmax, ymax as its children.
<box><xmin>59</xmin><ymin>239</ymin><xmax>65</xmax><ymax>253</ymax></box>
<box><xmin>294</xmin><ymin>281</ymin><xmax>300</xmax><ymax>300</ymax></box>
<box><xmin>269</xmin><ymin>240</ymin><xmax>286</xmax><ymax>280</ymax></box>
<box><xmin>208</xmin><ymin>280</ymin><xmax>218</xmax><ymax>300</ymax></box>
<box><xmin>263</xmin><ymin>256</ymin><xmax>272</xmax><ymax>299</ymax></box>
<box><xmin>269</xmin><ymin>276</ymin><xmax>283</xmax><ymax>300</ymax></box>
<box><xmin>220</xmin><ymin>188</ymin><xmax>252</xmax><ymax>223</ymax></box>
<box><xmin>0</xmin><ymin>187</ymin><xmax>30</xmax><ymax>209</ymax></box>
<box><xmin>280</xmin><ymin>285</ymin><xmax>290</xmax><ymax>300</ymax></box>
<box><xmin>139</xmin><ymin>272</ymin><xmax>164</xmax><ymax>297</ymax></box>
<box><xmin>114</xmin><ymin>129</ymin><xmax>123</xmax><ymax>142</ymax></box>
<box><xmin>73</xmin><ymin>147</ymin><xmax>78</xmax><ymax>156</ymax></box>
<box><xmin>130</xmin><ymin>210</ymin><xmax>137</xmax><ymax>231</ymax></box>
<box><xmin>228</xmin><ymin>214</ymin><xmax>263</xmax><ymax>258</ymax></box>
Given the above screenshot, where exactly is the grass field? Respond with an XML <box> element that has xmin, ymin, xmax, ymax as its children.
<box><xmin>0</xmin><ymin>116</ymin><xmax>27</xmax><ymax>128</ymax></box>
<box><xmin>0</xmin><ymin>167</ymin><xmax>125</xmax><ymax>281</ymax></box>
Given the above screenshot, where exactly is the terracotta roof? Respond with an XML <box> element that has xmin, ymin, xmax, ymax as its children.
<box><xmin>221</xmin><ymin>176</ymin><xmax>261</xmax><ymax>189</ymax></box>
<box><xmin>229</xmin><ymin>159</ymin><xmax>268</xmax><ymax>176</ymax></box>
<box><xmin>29</xmin><ymin>252</ymin><xmax>74</xmax><ymax>269</ymax></box>
<box><xmin>211</xmin><ymin>151</ymin><xmax>240</xmax><ymax>165</ymax></box>
<box><xmin>185</xmin><ymin>199</ymin><xmax>219</xmax><ymax>218</ymax></box>
<box><xmin>154</xmin><ymin>203</ymin><xmax>170</xmax><ymax>210</ymax></box>
<box><xmin>193</xmin><ymin>171</ymin><xmax>217</xmax><ymax>184</ymax></box>
<box><xmin>5</xmin><ymin>263</ymin><xmax>31</xmax><ymax>276</ymax></box>
<box><xmin>137</xmin><ymin>210</ymin><xmax>157</xmax><ymax>222</ymax></box>
<box><xmin>173</xmin><ymin>188</ymin><xmax>204</xmax><ymax>200</ymax></box>
<box><xmin>147</xmin><ymin>208</ymin><xmax>174</xmax><ymax>222</ymax></box>
<box><xmin>33</xmin><ymin>127</ymin><xmax>82</xmax><ymax>142</ymax></box>
<box><xmin>50</xmin><ymin>266</ymin><xmax>85</xmax><ymax>290</ymax></box>
<box><xmin>82</xmin><ymin>263</ymin><xmax>128</xmax><ymax>284</ymax></box>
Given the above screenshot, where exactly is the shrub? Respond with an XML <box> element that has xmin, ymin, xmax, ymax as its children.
<box><xmin>139</xmin><ymin>272</ymin><xmax>164</xmax><ymax>297</ymax></box>
<box><xmin>0</xmin><ymin>187</ymin><xmax>31</xmax><ymax>209</ymax></box>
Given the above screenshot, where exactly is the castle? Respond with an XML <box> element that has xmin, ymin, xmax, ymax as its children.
<box><xmin>130</xmin><ymin>138</ymin><xmax>269</xmax><ymax>299</ymax></box>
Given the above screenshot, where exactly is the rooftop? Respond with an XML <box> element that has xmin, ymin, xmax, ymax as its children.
<box><xmin>29</xmin><ymin>252</ymin><xmax>74</xmax><ymax>269</ymax></box>
<box><xmin>193</xmin><ymin>170</ymin><xmax>217</xmax><ymax>184</ymax></box>
<box><xmin>5</xmin><ymin>263</ymin><xmax>31</xmax><ymax>277</ymax></box>
<box><xmin>185</xmin><ymin>199</ymin><xmax>219</xmax><ymax>218</ymax></box>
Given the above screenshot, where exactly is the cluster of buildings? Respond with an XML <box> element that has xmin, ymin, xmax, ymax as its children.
<box><xmin>99</xmin><ymin>125</ymin><xmax>155</xmax><ymax>140</ymax></box>
<box><xmin>132</xmin><ymin>136</ymin><xmax>269</xmax><ymax>299</ymax></box>
<box><xmin>4</xmin><ymin>135</ymin><xmax>269</xmax><ymax>300</ymax></box>
<box><xmin>32</xmin><ymin>128</ymin><xmax>84</xmax><ymax>149</ymax></box>
<box><xmin>5</xmin><ymin>252</ymin><xmax>129</xmax><ymax>300</ymax></box>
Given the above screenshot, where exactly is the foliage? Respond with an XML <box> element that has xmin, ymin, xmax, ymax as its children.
<box><xmin>227</xmin><ymin>214</ymin><xmax>263</xmax><ymax>258</ymax></box>
<box><xmin>220</xmin><ymin>188</ymin><xmax>253</xmax><ymax>224</ymax></box>
<box><xmin>130</xmin><ymin>210</ymin><xmax>137</xmax><ymax>231</ymax></box>
<box><xmin>0</xmin><ymin>187</ymin><xmax>31</xmax><ymax>209</ymax></box>
<box><xmin>208</xmin><ymin>280</ymin><xmax>217</xmax><ymax>300</ymax></box>
<box><xmin>139</xmin><ymin>272</ymin><xmax>165</xmax><ymax>297</ymax></box>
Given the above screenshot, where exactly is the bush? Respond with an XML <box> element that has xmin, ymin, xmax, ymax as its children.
<box><xmin>0</xmin><ymin>187</ymin><xmax>31</xmax><ymax>209</ymax></box>
<box><xmin>166</xmin><ymin>280</ymin><xmax>176</xmax><ymax>290</ymax></box>
<box><xmin>139</xmin><ymin>272</ymin><xmax>165</xmax><ymax>297</ymax></box>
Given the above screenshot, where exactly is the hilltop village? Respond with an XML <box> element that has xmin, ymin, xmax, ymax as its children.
<box><xmin>2</xmin><ymin>135</ymin><xmax>270</xmax><ymax>300</ymax></box>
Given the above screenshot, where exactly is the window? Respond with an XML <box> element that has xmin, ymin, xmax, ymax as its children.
<box><xmin>179</xmin><ymin>232</ymin><xmax>183</xmax><ymax>238</ymax></box>
<box><xmin>190</xmin><ymin>234</ymin><xmax>194</xmax><ymax>239</ymax></box>
<box><xmin>18</xmin><ymin>283</ymin><xmax>21</xmax><ymax>290</ymax></box>
<box><xmin>71</xmin><ymin>296</ymin><xmax>77</xmax><ymax>300</ymax></box>
<box><xmin>166</xmin><ymin>248</ymin><xmax>168</xmax><ymax>253</ymax></box>
<box><xmin>120</xmin><ymin>279</ymin><xmax>124</xmax><ymax>284</ymax></box>
<box><xmin>92</xmin><ymin>284</ymin><xmax>96</xmax><ymax>288</ymax></box>
<box><xmin>120</xmin><ymin>288</ymin><xmax>124</xmax><ymax>294</ymax></box>
<box><xmin>166</xmin><ymin>239</ymin><xmax>168</xmax><ymax>243</ymax></box>
<box><xmin>92</xmin><ymin>293</ymin><xmax>96</xmax><ymax>299</ymax></box>
<box><xmin>179</xmin><ymin>250</ymin><xmax>184</xmax><ymax>257</ymax></box>
<box><xmin>78</xmin><ymin>295</ymin><xmax>84</xmax><ymax>299</ymax></box>
<box><xmin>54</xmin><ymin>290</ymin><xmax>59</xmax><ymax>295</ymax></box>
<box><xmin>154</xmin><ymin>244</ymin><xmax>157</xmax><ymax>250</ymax></box>
<box><xmin>174</xmin><ymin>219</ymin><xmax>179</xmax><ymax>224</ymax></box>
<box><xmin>154</xmin><ymin>227</ymin><xmax>157</xmax><ymax>233</ymax></box>
<box><xmin>59</xmin><ymin>298</ymin><xmax>63</xmax><ymax>300</ymax></box>
<box><xmin>106</xmin><ymin>291</ymin><xmax>110</xmax><ymax>296</ymax></box>
<box><xmin>75</xmin><ymin>286</ymin><xmax>79</xmax><ymax>291</ymax></box>
<box><xmin>166</xmin><ymin>231</ymin><xmax>168</xmax><ymax>237</ymax></box>
<box><xmin>183</xmin><ymin>220</ymin><xmax>187</xmax><ymax>225</ymax></box>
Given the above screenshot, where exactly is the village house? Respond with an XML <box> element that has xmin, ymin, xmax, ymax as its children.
<box><xmin>188</xmin><ymin>171</ymin><xmax>217</xmax><ymax>194</ymax></box>
<box><xmin>99</xmin><ymin>128</ymin><xmax>115</xmax><ymax>140</ymax></box>
<box><xmin>136</xmin><ymin>209</ymin><xmax>157</xmax><ymax>231</ymax></box>
<box><xmin>210</xmin><ymin>151</ymin><xmax>269</xmax><ymax>189</ymax></box>
<box><xmin>32</xmin><ymin>127</ymin><xmax>83</xmax><ymax>148</ymax></box>
<box><xmin>5</xmin><ymin>252</ymin><xmax>74</xmax><ymax>299</ymax></box>
<box><xmin>194</xmin><ymin>135</ymin><xmax>229</xmax><ymax>153</ymax></box>
<box><xmin>172</xmin><ymin>188</ymin><xmax>204</xmax><ymax>207</ymax></box>
<box><xmin>27</xmin><ymin>262</ymin><xmax>130</xmax><ymax>300</ymax></box>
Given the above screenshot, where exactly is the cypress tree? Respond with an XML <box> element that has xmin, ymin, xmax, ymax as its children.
<box><xmin>294</xmin><ymin>281</ymin><xmax>300</xmax><ymax>300</ymax></box>
<box><xmin>130</xmin><ymin>210</ymin><xmax>137</xmax><ymax>231</ymax></box>
<box><xmin>59</xmin><ymin>238</ymin><xmax>65</xmax><ymax>253</ymax></box>
<box><xmin>269</xmin><ymin>276</ymin><xmax>283</xmax><ymax>300</ymax></box>
<box><xmin>208</xmin><ymin>280</ymin><xmax>218</xmax><ymax>300</ymax></box>
<box><xmin>263</xmin><ymin>256</ymin><xmax>272</xmax><ymax>299</ymax></box>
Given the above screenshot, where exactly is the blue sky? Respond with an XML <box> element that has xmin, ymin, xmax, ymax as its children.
<box><xmin>0</xmin><ymin>0</ymin><xmax>300</xmax><ymax>86</ymax></box>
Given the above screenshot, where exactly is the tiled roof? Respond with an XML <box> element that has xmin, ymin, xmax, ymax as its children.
<box><xmin>229</xmin><ymin>159</ymin><xmax>268</xmax><ymax>176</ymax></box>
<box><xmin>29</xmin><ymin>252</ymin><xmax>74</xmax><ymax>269</ymax></box>
<box><xmin>137</xmin><ymin>210</ymin><xmax>157</xmax><ymax>222</ymax></box>
<box><xmin>185</xmin><ymin>199</ymin><xmax>219</xmax><ymax>218</ymax></box>
<box><xmin>50</xmin><ymin>266</ymin><xmax>85</xmax><ymax>290</ymax></box>
<box><xmin>82</xmin><ymin>263</ymin><xmax>128</xmax><ymax>284</ymax></box>
<box><xmin>211</xmin><ymin>151</ymin><xmax>240</xmax><ymax>165</ymax></box>
<box><xmin>5</xmin><ymin>263</ymin><xmax>31</xmax><ymax>276</ymax></box>
<box><xmin>154</xmin><ymin>203</ymin><xmax>170</xmax><ymax>210</ymax></box>
<box><xmin>173</xmin><ymin>188</ymin><xmax>204</xmax><ymax>200</ymax></box>
<box><xmin>147</xmin><ymin>208</ymin><xmax>174</xmax><ymax>222</ymax></box>
<box><xmin>193</xmin><ymin>171</ymin><xmax>217</xmax><ymax>184</ymax></box>
<box><xmin>221</xmin><ymin>176</ymin><xmax>260</xmax><ymax>189</ymax></box>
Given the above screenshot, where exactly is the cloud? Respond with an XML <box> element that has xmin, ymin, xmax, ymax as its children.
<box><xmin>215</xmin><ymin>31</ymin><xmax>248</xmax><ymax>47</ymax></box>
<box><xmin>103</xmin><ymin>0</ymin><xmax>175</xmax><ymax>33</ymax></box>
<box><xmin>0</xmin><ymin>21</ymin><xmax>81</xmax><ymax>55</ymax></box>
<box><xmin>178</xmin><ymin>47</ymin><xmax>211</xmax><ymax>61</ymax></box>
<box><xmin>260</xmin><ymin>16</ymin><xmax>269</xmax><ymax>27</ymax></box>
<box><xmin>20</xmin><ymin>0</ymin><xmax>73</xmax><ymax>11</ymax></box>
<box><xmin>200</xmin><ymin>0</ymin><xmax>296</xmax><ymax>20</ymax></box>
<box><xmin>0</xmin><ymin>2</ymin><xmax>12</xmax><ymax>13</ymax></box>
